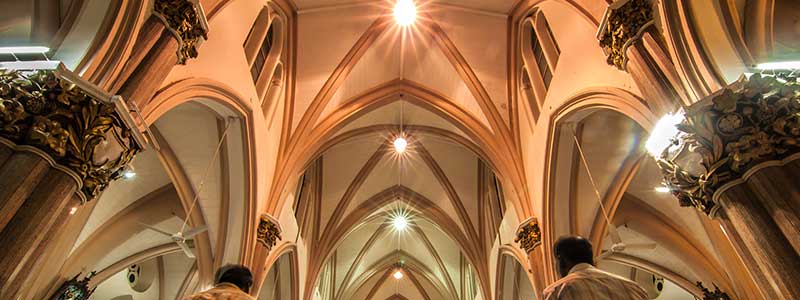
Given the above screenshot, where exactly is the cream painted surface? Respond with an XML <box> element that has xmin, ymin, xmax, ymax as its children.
<box><xmin>73</xmin><ymin>150</ymin><xmax>171</xmax><ymax>251</ymax></box>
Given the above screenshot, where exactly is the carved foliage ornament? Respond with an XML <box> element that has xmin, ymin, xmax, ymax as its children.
<box><xmin>598</xmin><ymin>0</ymin><xmax>655</xmax><ymax>70</ymax></box>
<box><xmin>514</xmin><ymin>218</ymin><xmax>542</xmax><ymax>253</ymax></box>
<box><xmin>657</xmin><ymin>74</ymin><xmax>800</xmax><ymax>215</ymax></box>
<box><xmin>51</xmin><ymin>272</ymin><xmax>96</xmax><ymax>300</ymax></box>
<box><xmin>153</xmin><ymin>0</ymin><xmax>209</xmax><ymax>64</ymax></box>
<box><xmin>696</xmin><ymin>282</ymin><xmax>731</xmax><ymax>300</ymax></box>
<box><xmin>257</xmin><ymin>214</ymin><xmax>282</xmax><ymax>251</ymax></box>
<box><xmin>0</xmin><ymin>69</ymin><xmax>142</xmax><ymax>201</ymax></box>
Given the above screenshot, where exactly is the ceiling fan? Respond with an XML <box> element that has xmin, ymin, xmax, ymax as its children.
<box><xmin>569</xmin><ymin>125</ymin><xmax>657</xmax><ymax>261</ymax></box>
<box><xmin>596</xmin><ymin>223</ymin><xmax>657</xmax><ymax>261</ymax></box>
<box><xmin>140</xmin><ymin>222</ymin><xmax>207</xmax><ymax>258</ymax></box>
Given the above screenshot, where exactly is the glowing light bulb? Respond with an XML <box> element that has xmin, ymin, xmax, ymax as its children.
<box><xmin>654</xmin><ymin>186</ymin><xmax>671</xmax><ymax>193</ymax></box>
<box><xmin>393</xmin><ymin>215</ymin><xmax>408</xmax><ymax>231</ymax></box>
<box><xmin>645</xmin><ymin>112</ymin><xmax>684</xmax><ymax>157</ymax></box>
<box><xmin>393</xmin><ymin>136</ymin><xmax>408</xmax><ymax>153</ymax></box>
<box><xmin>69</xmin><ymin>206</ymin><xmax>78</xmax><ymax>215</ymax></box>
<box><xmin>393</xmin><ymin>270</ymin><xmax>404</xmax><ymax>280</ymax></box>
<box><xmin>394</xmin><ymin>0</ymin><xmax>417</xmax><ymax>26</ymax></box>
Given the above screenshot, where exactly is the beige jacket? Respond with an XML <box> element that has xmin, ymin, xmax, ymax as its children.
<box><xmin>183</xmin><ymin>283</ymin><xmax>256</xmax><ymax>300</ymax></box>
<box><xmin>543</xmin><ymin>263</ymin><xmax>648</xmax><ymax>300</ymax></box>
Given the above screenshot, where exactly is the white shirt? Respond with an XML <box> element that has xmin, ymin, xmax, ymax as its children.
<box><xmin>543</xmin><ymin>263</ymin><xmax>649</xmax><ymax>300</ymax></box>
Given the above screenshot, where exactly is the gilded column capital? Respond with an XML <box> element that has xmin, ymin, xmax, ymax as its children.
<box><xmin>50</xmin><ymin>272</ymin><xmax>96</xmax><ymax>300</ymax></box>
<box><xmin>0</xmin><ymin>66</ymin><xmax>145</xmax><ymax>202</ymax></box>
<box><xmin>656</xmin><ymin>73</ymin><xmax>800</xmax><ymax>216</ymax></box>
<box><xmin>514</xmin><ymin>217</ymin><xmax>542</xmax><ymax>253</ymax></box>
<box><xmin>257</xmin><ymin>213</ymin><xmax>282</xmax><ymax>251</ymax></box>
<box><xmin>597</xmin><ymin>0</ymin><xmax>656</xmax><ymax>70</ymax></box>
<box><xmin>153</xmin><ymin>0</ymin><xmax>209</xmax><ymax>65</ymax></box>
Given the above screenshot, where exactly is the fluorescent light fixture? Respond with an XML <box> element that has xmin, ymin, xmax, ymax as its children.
<box><xmin>393</xmin><ymin>270</ymin><xmax>404</xmax><ymax>280</ymax></box>
<box><xmin>645</xmin><ymin>112</ymin><xmax>684</xmax><ymax>157</ymax></box>
<box><xmin>655</xmin><ymin>186</ymin><xmax>671</xmax><ymax>193</ymax></box>
<box><xmin>0</xmin><ymin>46</ymin><xmax>50</xmax><ymax>54</ymax></box>
<box><xmin>756</xmin><ymin>61</ymin><xmax>800</xmax><ymax>70</ymax></box>
<box><xmin>0</xmin><ymin>60</ymin><xmax>61</xmax><ymax>70</ymax></box>
<box><xmin>394</xmin><ymin>0</ymin><xmax>417</xmax><ymax>26</ymax></box>
<box><xmin>393</xmin><ymin>215</ymin><xmax>408</xmax><ymax>231</ymax></box>
<box><xmin>393</xmin><ymin>136</ymin><xmax>408</xmax><ymax>154</ymax></box>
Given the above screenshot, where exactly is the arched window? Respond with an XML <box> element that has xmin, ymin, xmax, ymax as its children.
<box><xmin>519</xmin><ymin>10</ymin><xmax>559</xmax><ymax>123</ymax></box>
<box><xmin>244</xmin><ymin>6</ymin><xmax>286</xmax><ymax>101</ymax></box>
<box><xmin>528</xmin><ymin>11</ymin><xmax>559</xmax><ymax>90</ymax></box>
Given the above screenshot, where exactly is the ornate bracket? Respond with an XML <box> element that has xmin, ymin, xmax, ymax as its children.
<box><xmin>257</xmin><ymin>213</ymin><xmax>282</xmax><ymax>251</ymax></box>
<box><xmin>153</xmin><ymin>0</ymin><xmax>209</xmax><ymax>65</ymax></box>
<box><xmin>597</xmin><ymin>0</ymin><xmax>655</xmax><ymax>70</ymax></box>
<box><xmin>696</xmin><ymin>282</ymin><xmax>731</xmax><ymax>300</ymax></box>
<box><xmin>514</xmin><ymin>217</ymin><xmax>542</xmax><ymax>253</ymax></box>
<box><xmin>0</xmin><ymin>65</ymin><xmax>145</xmax><ymax>202</ymax></box>
<box><xmin>51</xmin><ymin>272</ymin><xmax>96</xmax><ymax>300</ymax></box>
<box><xmin>656</xmin><ymin>74</ymin><xmax>800</xmax><ymax>216</ymax></box>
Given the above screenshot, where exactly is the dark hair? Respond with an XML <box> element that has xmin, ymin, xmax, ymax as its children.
<box><xmin>215</xmin><ymin>264</ymin><xmax>254</xmax><ymax>293</ymax></box>
<box><xmin>554</xmin><ymin>235</ymin><xmax>594</xmax><ymax>265</ymax></box>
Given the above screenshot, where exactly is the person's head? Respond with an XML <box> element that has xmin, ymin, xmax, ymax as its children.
<box><xmin>553</xmin><ymin>235</ymin><xmax>594</xmax><ymax>277</ymax></box>
<box><xmin>215</xmin><ymin>264</ymin><xmax>254</xmax><ymax>293</ymax></box>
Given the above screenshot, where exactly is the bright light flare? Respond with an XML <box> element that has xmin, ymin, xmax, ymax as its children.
<box><xmin>393</xmin><ymin>136</ymin><xmax>408</xmax><ymax>154</ymax></box>
<box><xmin>756</xmin><ymin>61</ymin><xmax>800</xmax><ymax>70</ymax></box>
<box><xmin>645</xmin><ymin>112</ymin><xmax>684</xmax><ymax>157</ymax></box>
<box><xmin>393</xmin><ymin>215</ymin><xmax>409</xmax><ymax>231</ymax></box>
<box><xmin>0</xmin><ymin>46</ymin><xmax>50</xmax><ymax>54</ymax></box>
<box><xmin>393</xmin><ymin>270</ymin><xmax>404</xmax><ymax>280</ymax></box>
<box><xmin>394</xmin><ymin>0</ymin><xmax>417</xmax><ymax>26</ymax></box>
<box><xmin>654</xmin><ymin>186</ymin><xmax>671</xmax><ymax>193</ymax></box>
<box><xmin>69</xmin><ymin>206</ymin><xmax>78</xmax><ymax>215</ymax></box>
<box><xmin>122</xmin><ymin>165</ymin><xmax>136</xmax><ymax>179</ymax></box>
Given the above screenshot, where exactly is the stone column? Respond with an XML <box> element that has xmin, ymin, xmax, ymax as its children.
<box><xmin>597</xmin><ymin>0</ymin><xmax>693</xmax><ymax>114</ymax></box>
<box><xmin>655</xmin><ymin>74</ymin><xmax>800</xmax><ymax>299</ymax></box>
<box><xmin>515</xmin><ymin>217</ymin><xmax>545</xmax><ymax>292</ymax></box>
<box><xmin>113</xmin><ymin>0</ymin><xmax>209</xmax><ymax>107</ymax></box>
<box><xmin>0</xmin><ymin>67</ymin><xmax>143</xmax><ymax>298</ymax></box>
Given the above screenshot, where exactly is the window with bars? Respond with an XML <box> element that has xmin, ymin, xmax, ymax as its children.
<box><xmin>529</xmin><ymin>14</ymin><xmax>559</xmax><ymax>89</ymax></box>
<box><xmin>250</xmin><ymin>25</ymin><xmax>275</xmax><ymax>82</ymax></box>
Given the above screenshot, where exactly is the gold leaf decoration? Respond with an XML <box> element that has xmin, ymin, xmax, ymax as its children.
<box><xmin>0</xmin><ymin>69</ymin><xmax>141</xmax><ymax>201</ymax></box>
<box><xmin>514</xmin><ymin>218</ymin><xmax>542</xmax><ymax>253</ymax></box>
<box><xmin>257</xmin><ymin>214</ymin><xmax>282</xmax><ymax>251</ymax></box>
<box><xmin>153</xmin><ymin>0</ymin><xmax>208</xmax><ymax>65</ymax></box>
<box><xmin>657</xmin><ymin>73</ymin><xmax>800</xmax><ymax>215</ymax></box>
<box><xmin>598</xmin><ymin>0</ymin><xmax>655</xmax><ymax>70</ymax></box>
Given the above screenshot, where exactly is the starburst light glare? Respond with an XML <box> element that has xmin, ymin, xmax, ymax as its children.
<box><xmin>393</xmin><ymin>270</ymin><xmax>404</xmax><ymax>280</ymax></box>
<box><xmin>122</xmin><ymin>165</ymin><xmax>137</xmax><ymax>179</ymax></box>
<box><xmin>393</xmin><ymin>136</ymin><xmax>408</xmax><ymax>154</ymax></box>
<box><xmin>644</xmin><ymin>112</ymin><xmax>685</xmax><ymax>157</ymax></box>
<box><xmin>394</xmin><ymin>0</ymin><xmax>417</xmax><ymax>26</ymax></box>
<box><xmin>393</xmin><ymin>214</ymin><xmax>409</xmax><ymax>231</ymax></box>
<box><xmin>654</xmin><ymin>186</ymin><xmax>671</xmax><ymax>193</ymax></box>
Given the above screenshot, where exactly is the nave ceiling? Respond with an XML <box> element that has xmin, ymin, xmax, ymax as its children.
<box><xmin>2</xmin><ymin>0</ymin><xmax>796</xmax><ymax>299</ymax></box>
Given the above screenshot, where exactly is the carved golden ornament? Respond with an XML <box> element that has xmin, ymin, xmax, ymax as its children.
<box><xmin>257</xmin><ymin>214</ymin><xmax>282</xmax><ymax>251</ymax></box>
<box><xmin>153</xmin><ymin>0</ymin><xmax>209</xmax><ymax>65</ymax></box>
<box><xmin>696</xmin><ymin>282</ymin><xmax>731</xmax><ymax>300</ymax></box>
<box><xmin>656</xmin><ymin>73</ymin><xmax>800</xmax><ymax>215</ymax></box>
<box><xmin>597</xmin><ymin>0</ymin><xmax>655</xmax><ymax>70</ymax></box>
<box><xmin>0</xmin><ymin>69</ymin><xmax>142</xmax><ymax>202</ymax></box>
<box><xmin>514</xmin><ymin>218</ymin><xmax>542</xmax><ymax>253</ymax></box>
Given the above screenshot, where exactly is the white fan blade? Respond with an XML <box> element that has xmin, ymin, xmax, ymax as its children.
<box><xmin>182</xmin><ymin>225</ymin><xmax>208</xmax><ymax>239</ymax></box>
<box><xmin>596</xmin><ymin>250</ymin><xmax>613</xmax><ymax>261</ymax></box>
<box><xmin>623</xmin><ymin>243</ymin><xmax>657</xmax><ymax>250</ymax></box>
<box><xmin>139</xmin><ymin>222</ymin><xmax>174</xmax><ymax>237</ymax></box>
<box><xmin>176</xmin><ymin>240</ymin><xmax>196</xmax><ymax>258</ymax></box>
<box><xmin>608</xmin><ymin>224</ymin><xmax>623</xmax><ymax>245</ymax></box>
